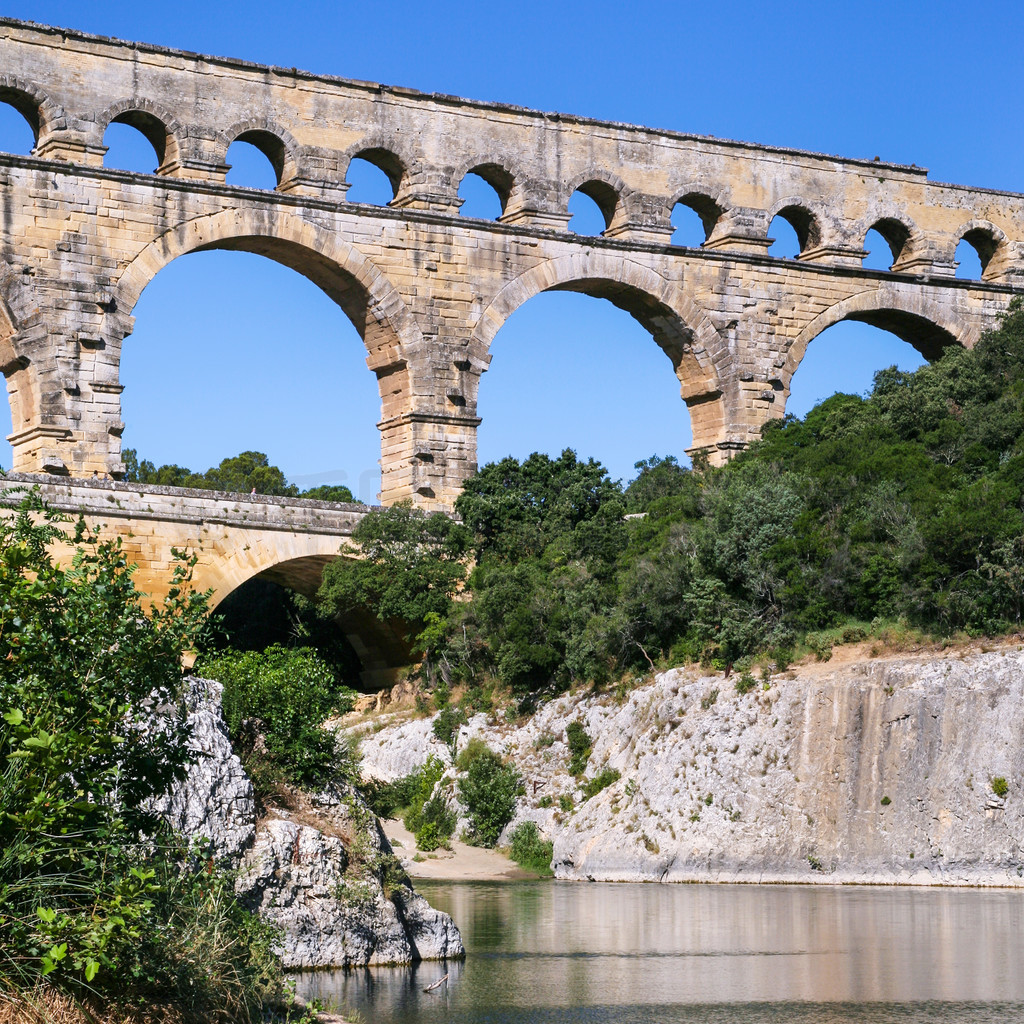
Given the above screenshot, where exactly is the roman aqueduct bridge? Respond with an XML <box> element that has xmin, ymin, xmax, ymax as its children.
<box><xmin>1</xmin><ymin>19</ymin><xmax>1023</xmax><ymax>510</ymax></box>
<box><xmin>2</xmin><ymin>19</ymin><xmax>1024</xmax><ymax>672</ymax></box>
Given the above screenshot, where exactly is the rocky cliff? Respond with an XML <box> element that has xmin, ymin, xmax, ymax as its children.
<box><xmin>357</xmin><ymin>646</ymin><xmax>1024</xmax><ymax>885</ymax></box>
<box><xmin>160</xmin><ymin>678</ymin><xmax>464</xmax><ymax>967</ymax></box>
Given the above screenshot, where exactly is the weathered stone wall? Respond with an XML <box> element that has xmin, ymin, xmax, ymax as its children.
<box><xmin>1</xmin><ymin>18</ymin><xmax>1023</xmax><ymax>507</ymax></box>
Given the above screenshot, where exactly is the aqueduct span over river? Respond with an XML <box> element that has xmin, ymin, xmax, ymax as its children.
<box><xmin>1</xmin><ymin>19</ymin><xmax>1023</xmax><ymax>675</ymax></box>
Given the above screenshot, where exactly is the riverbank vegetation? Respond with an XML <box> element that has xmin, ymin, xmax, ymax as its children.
<box><xmin>323</xmin><ymin>300</ymin><xmax>1024</xmax><ymax>708</ymax></box>
<box><xmin>0</xmin><ymin>494</ymin><xmax>285</xmax><ymax>1022</ymax></box>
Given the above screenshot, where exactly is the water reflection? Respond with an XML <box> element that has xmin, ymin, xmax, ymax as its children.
<box><xmin>294</xmin><ymin>881</ymin><xmax>1024</xmax><ymax>1023</ymax></box>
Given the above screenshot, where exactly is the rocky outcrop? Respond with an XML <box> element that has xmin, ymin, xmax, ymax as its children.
<box><xmin>162</xmin><ymin>678</ymin><xmax>464</xmax><ymax>967</ymax></box>
<box><xmin>151</xmin><ymin>678</ymin><xmax>255</xmax><ymax>862</ymax></box>
<box><xmin>356</xmin><ymin>646</ymin><xmax>1024</xmax><ymax>886</ymax></box>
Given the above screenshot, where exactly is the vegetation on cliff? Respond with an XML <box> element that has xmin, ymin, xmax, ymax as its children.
<box><xmin>325</xmin><ymin>299</ymin><xmax>1024</xmax><ymax>702</ymax></box>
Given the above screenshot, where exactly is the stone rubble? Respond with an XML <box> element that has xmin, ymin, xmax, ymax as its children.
<box><xmin>356</xmin><ymin>647</ymin><xmax>1024</xmax><ymax>886</ymax></box>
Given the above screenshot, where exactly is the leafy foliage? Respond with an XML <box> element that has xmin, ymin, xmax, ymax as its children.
<box><xmin>318</xmin><ymin>503</ymin><xmax>470</xmax><ymax>653</ymax></box>
<box><xmin>195</xmin><ymin>645</ymin><xmax>357</xmax><ymax>791</ymax></box>
<box><xmin>0</xmin><ymin>491</ymin><xmax>280</xmax><ymax>1018</ymax></box>
<box><xmin>456</xmin><ymin>743</ymin><xmax>521</xmax><ymax>847</ymax></box>
<box><xmin>123</xmin><ymin>448</ymin><xmax>356</xmax><ymax>501</ymax></box>
<box><xmin>507</xmin><ymin>821</ymin><xmax>553</xmax><ymax>875</ymax></box>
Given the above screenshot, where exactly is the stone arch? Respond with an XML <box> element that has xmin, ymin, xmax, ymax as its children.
<box><xmin>765</xmin><ymin>196</ymin><xmax>824</xmax><ymax>255</ymax></box>
<box><xmin>470</xmin><ymin>251</ymin><xmax>727</xmax><ymax>444</ymax></box>
<box><xmin>954</xmin><ymin>218</ymin><xmax>1010</xmax><ymax>280</ymax></box>
<box><xmin>116</xmin><ymin>206</ymin><xmax>421</xmax><ymax>368</ymax></box>
<box><xmin>781</xmin><ymin>287</ymin><xmax>967</xmax><ymax>392</ymax></box>
<box><xmin>664</xmin><ymin>184</ymin><xmax>730</xmax><ymax>243</ymax></box>
<box><xmin>341</xmin><ymin>134</ymin><xmax>419</xmax><ymax>199</ymax></box>
<box><xmin>220</xmin><ymin>118</ymin><xmax>301</xmax><ymax>188</ymax></box>
<box><xmin>452</xmin><ymin>155</ymin><xmax>520</xmax><ymax>215</ymax></box>
<box><xmin>94</xmin><ymin>98</ymin><xmax>185</xmax><ymax>171</ymax></box>
<box><xmin>858</xmin><ymin>214</ymin><xmax>915</xmax><ymax>268</ymax></box>
<box><xmin>0</xmin><ymin>75</ymin><xmax>64</xmax><ymax>145</ymax></box>
<box><xmin>202</xmin><ymin>546</ymin><xmax>411</xmax><ymax>686</ymax></box>
<box><xmin>113</xmin><ymin>207</ymin><xmax>423</xmax><ymax>487</ymax></box>
<box><xmin>564</xmin><ymin>170</ymin><xmax>632</xmax><ymax>232</ymax></box>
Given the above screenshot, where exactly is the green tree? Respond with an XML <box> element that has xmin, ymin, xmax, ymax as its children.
<box><xmin>318</xmin><ymin>502</ymin><xmax>470</xmax><ymax>642</ymax></box>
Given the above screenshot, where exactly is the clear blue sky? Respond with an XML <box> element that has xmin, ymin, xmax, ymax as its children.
<box><xmin>1</xmin><ymin>1</ymin><xmax>1021</xmax><ymax>498</ymax></box>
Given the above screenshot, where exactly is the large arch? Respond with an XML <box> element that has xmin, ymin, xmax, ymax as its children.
<box><xmin>470</xmin><ymin>252</ymin><xmax>728</xmax><ymax>448</ymax></box>
<box><xmin>115</xmin><ymin>207</ymin><xmax>422</xmax><ymax>373</ymax></box>
<box><xmin>113</xmin><ymin>208</ymin><xmax>423</xmax><ymax>498</ymax></box>
<box><xmin>781</xmin><ymin>287</ymin><xmax>967</xmax><ymax>394</ymax></box>
<box><xmin>0</xmin><ymin>75</ymin><xmax>64</xmax><ymax>146</ymax></box>
<box><xmin>0</xmin><ymin>282</ymin><xmax>47</xmax><ymax>470</ymax></box>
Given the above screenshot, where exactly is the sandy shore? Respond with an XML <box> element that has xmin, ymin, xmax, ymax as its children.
<box><xmin>382</xmin><ymin>818</ymin><xmax>536</xmax><ymax>881</ymax></box>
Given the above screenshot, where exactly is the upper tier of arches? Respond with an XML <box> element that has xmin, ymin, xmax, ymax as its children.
<box><xmin>0</xmin><ymin>69</ymin><xmax>1021</xmax><ymax>284</ymax></box>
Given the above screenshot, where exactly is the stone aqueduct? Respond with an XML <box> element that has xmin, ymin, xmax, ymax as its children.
<box><xmin>1</xmin><ymin>18</ymin><xmax>1023</xmax><ymax>655</ymax></box>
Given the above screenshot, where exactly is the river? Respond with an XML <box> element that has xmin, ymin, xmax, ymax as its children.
<box><xmin>294</xmin><ymin>881</ymin><xmax>1024</xmax><ymax>1023</ymax></box>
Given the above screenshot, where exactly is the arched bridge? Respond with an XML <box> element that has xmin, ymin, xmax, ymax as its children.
<box><xmin>1</xmin><ymin>19</ymin><xmax>1023</xmax><ymax>509</ymax></box>
<box><xmin>0</xmin><ymin>473</ymin><xmax>408</xmax><ymax>686</ymax></box>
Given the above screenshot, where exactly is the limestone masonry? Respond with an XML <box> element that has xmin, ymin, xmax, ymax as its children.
<box><xmin>1</xmin><ymin>18</ymin><xmax>1023</xmax><ymax>509</ymax></box>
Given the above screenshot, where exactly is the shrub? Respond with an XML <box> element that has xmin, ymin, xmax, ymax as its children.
<box><xmin>735</xmin><ymin>672</ymin><xmax>756</xmax><ymax>695</ymax></box>
<box><xmin>432</xmin><ymin>706</ymin><xmax>468</xmax><ymax>751</ymax></box>
<box><xmin>880</xmin><ymin>795</ymin><xmax>892</xmax><ymax>806</ymax></box>
<box><xmin>457</xmin><ymin>746</ymin><xmax>521</xmax><ymax>847</ymax></box>
<box><xmin>992</xmin><ymin>776</ymin><xmax>1009</xmax><ymax>798</ymax></box>
<box><xmin>0</xmin><ymin>492</ymin><xmax>281</xmax><ymax>1017</ymax></box>
<box><xmin>558</xmin><ymin>793</ymin><xmax>574</xmax><ymax>813</ymax></box>
<box><xmin>566</xmin><ymin>720</ymin><xmax>592</xmax><ymax>776</ymax></box>
<box><xmin>398</xmin><ymin>755</ymin><xmax>448</xmax><ymax>835</ymax></box>
<box><xmin>197</xmin><ymin>644</ymin><xmax>357</xmax><ymax>791</ymax></box>
<box><xmin>581</xmin><ymin>767</ymin><xmax>621</xmax><ymax>800</ymax></box>
<box><xmin>414</xmin><ymin>795</ymin><xmax>457</xmax><ymax>851</ymax></box>
<box><xmin>508</xmin><ymin>822</ymin><xmax>554</xmax><ymax>875</ymax></box>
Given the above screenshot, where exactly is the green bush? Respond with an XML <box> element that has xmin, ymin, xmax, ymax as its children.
<box><xmin>735</xmin><ymin>672</ymin><xmax>756</xmax><ymax>694</ymax></box>
<box><xmin>566</xmin><ymin>720</ymin><xmax>592</xmax><ymax>776</ymax></box>
<box><xmin>414</xmin><ymin>795</ymin><xmax>457</xmax><ymax>851</ymax></box>
<box><xmin>399</xmin><ymin>755</ymin><xmax>448</xmax><ymax>835</ymax></box>
<box><xmin>508</xmin><ymin>821</ymin><xmax>554</xmax><ymax>875</ymax></box>
<box><xmin>432</xmin><ymin>705</ymin><xmax>468</xmax><ymax>751</ymax></box>
<box><xmin>457</xmin><ymin>745</ymin><xmax>522</xmax><ymax>847</ymax></box>
<box><xmin>581</xmin><ymin>767</ymin><xmax>621</xmax><ymax>800</ymax></box>
<box><xmin>0</xmin><ymin>492</ymin><xmax>281</xmax><ymax>1017</ymax></box>
<box><xmin>992</xmin><ymin>776</ymin><xmax>1009</xmax><ymax>798</ymax></box>
<box><xmin>196</xmin><ymin>644</ymin><xmax>357</xmax><ymax>791</ymax></box>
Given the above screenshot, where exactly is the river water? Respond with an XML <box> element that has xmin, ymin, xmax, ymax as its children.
<box><xmin>294</xmin><ymin>881</ymin><xmax>1024</xmax><ymax>1023</ymax></box>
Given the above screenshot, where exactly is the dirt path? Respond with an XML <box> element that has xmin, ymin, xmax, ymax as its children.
<box><xmin>382</xmin><ymin>818</ymin><xmax>535</xmax><ymax>881</ymax></box>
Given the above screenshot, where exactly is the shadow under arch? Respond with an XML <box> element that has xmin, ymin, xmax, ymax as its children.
<box><xmin>471</xmin><ymin>252</ymin><xmax>727</xmax><ymax>422</ymax></box>
<box><xmin>208</xmin><ymin>553</ymin><xmax>412</xmax><ymax>689</ymax></box>
<box><xmin>781</xmin><ymin>287</ymin><xmax>965</xmax><ymax>397</ymax></box>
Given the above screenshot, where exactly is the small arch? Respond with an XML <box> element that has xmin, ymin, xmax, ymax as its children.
<box><xmin>766</xmin><ymin>200</ymin><xmax>822</xmax><ymax>258</ymax></box>
<box><xmin>954</xmin><ymin>219</ymin><xmax>1007</xmax><ymax>280</ymax></box>
<box><xmin>0</xmin><ymin>76</ymin><xmax>63</xmax><ymax>147</ymax></box>
<box><xmin>863</xmin><ymin>217</ymin><xmax>912</xmax><ymax>271</ymax></box>
<box><xmin>98</xmin><ymin>100</ymin><xmax>183</xmax><ymax>173</ymax></box>
<box><xmin>566</xmin><ymin>174</ymin><xmax>624</xmax><ymax>235</ymax></box>
<box><xmin>671</xmin><ymin>191</ymin><xmax>725</xmax><ymax>245</ymax></box>
<box><xmin>345</xmin><ymin>146</ymin><xmax>406</xmax><ymax>203</ymax></box>
<box><xmin>457</xmin><ymin>162</ymin><xmax>515</xmax><ymax>219</ymax></box>
<box><xmin>221</xmin><ymin>120</ymin><xmax>300</xmax><ymax>188</ymax></box>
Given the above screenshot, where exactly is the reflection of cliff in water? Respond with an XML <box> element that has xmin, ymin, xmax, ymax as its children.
<box><xmin>295</xmin><ymin>881</ymin><xmax>1024</xmax><ymax>1022</ymax></box>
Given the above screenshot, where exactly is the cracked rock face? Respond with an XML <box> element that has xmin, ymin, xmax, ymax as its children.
<box><xmin>357</xmin><ymin>648</ymin><xmax>1024</xmax><ymax>886</ymax></box>
<box><xmin>160</xmin><ymin>677</ymin><xmax>464</xmax><ymax>967</ymax></box>
<box><xmin>151</xmin><ymin>677</ymin><xmax>255</xmax><ymax>862</ymax></box>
